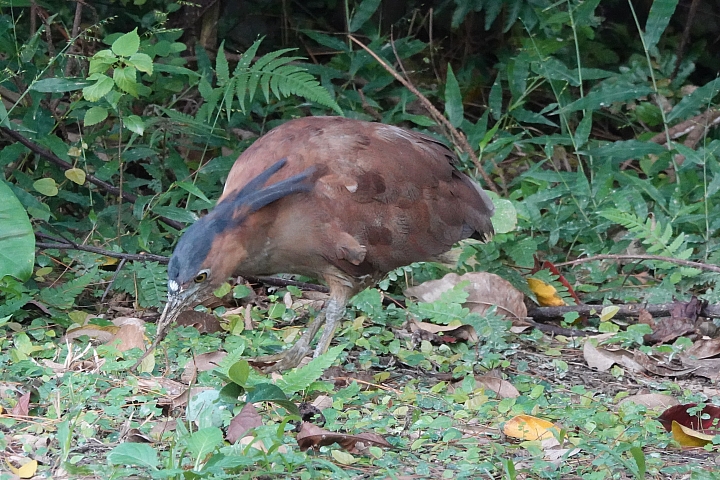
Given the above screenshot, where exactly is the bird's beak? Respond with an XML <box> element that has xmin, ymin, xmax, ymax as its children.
<box><xmin>153</xmin><ymin>294</ymin><xmax>186</xmax><ymax>345</ymax></box>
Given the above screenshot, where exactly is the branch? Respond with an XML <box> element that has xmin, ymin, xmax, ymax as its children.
<box><xmin>554</xmin><ymin>254</ymin><xmax>720</xmax><ymax>273</ymax></box>
<box><xmin>2</xmin><ymin>127</ymin><xmax>184</xmax><ymax>230</ymax></box>
<box><xmin>347</xmin><ymin>35</ymin><xmax>499</xmax><ymax>195</ymax></box>
<box><xmin>528</xmin><ymin>302</ymin><xmax>720</xmax><ymax>320</ymax></box>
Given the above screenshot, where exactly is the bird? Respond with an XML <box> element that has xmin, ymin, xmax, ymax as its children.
<box><xmin>138</xmin><ymin>116</ymin><xmax>495</xmax><ymax>372</ymax></box>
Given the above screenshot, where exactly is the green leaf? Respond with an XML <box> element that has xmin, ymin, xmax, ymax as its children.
<box><xmin>113</xmin><ymin>66</ymin><xmax>139</xmax><ymax>97</ymax></box>
<box><xmin>349</xmin><ymin>0</ymin><xmax>382</xmax><ymax>32</ymax></box>
<box><xmin>444</xmin><ymin>64</ymin><xmax>463</xmax><ymax>128</ymax></box>
<box><xmin>39</xmin><ymin>268</ymin><xmax>98</xmax><ymax>309</ymax></box>
<box><xmin>489</xmin><ymin>75</ymin><xmax>502</xmax><ymax>120</ymax></box>
<box><xmin>65</xmin><ymin>168</ymin><xmax>86</xmax><ymax>185</ymax></box>
<box><xmin>0</xmin><ymin>181</ymin><xmax>34</xmax><ymax>281</ymax></box>
<box><xmin>82</xmin><ymin>73</ymin><xmax>114</xmax><ymax>102</ymax></box>
<box><xmin>88</xmin><ymin>49</ymin><xmax>117</xmax><ymax>75</ymax></box>
<box><xmin>228</xmin><ymin>360</ymin><xmax>250</xmax><ymax>387</ymax></box>
<box><xmin>33</xmin><ymin>178</ymin><xmax>58</xmax><ymax>196</ymax></box>
<box><xmin>185</xmin><ymin>427</ymin><xmax>223</xmax><ymax>461</ymax></box>
<box><xmin>490</xmin><ymin>198</ymin><xmax>517</xmax><ymax>234</ymax></box>
<box><xmin>583</xmin><ymin>140</ymin><xmax>667</xmax><ymax>162</ymax></box>
<box><xmin>151</xmin><ymin>206</ymin><xmax>196</xmax><ymax>224</ymax></box>
<box><xmin>31</xmin><ymin>77</ymin><xmax>90</xmax><ymax>93</ymax></box>
<box><xmin>122</xmin><ymin>115</ymin><xmax>144</xmax><ymax>135</ymax></box>
<box><xmin>128</xmin><ymin>52</ymin><xmax>153</xmax><ymax>74</ymax></box>
<box><xmin>112</xmin><ymin>28</ymin><xmax>140</xmax><ymax>57</ymax></box>
<box><xmin>274</xmin><ymin>345</ymin><xmax>344</xmax><ymax>396</ymax></box>
<box><xmin>84</xmin><ymin>106</ymin><xmax>108</xmax><ymax>126</ymax></box>
<box><xmin>643</xmin><ymin>0</ymin><xmax>679</xmax><ymax>52</ymax></box>
<box><xmin>216</xmin><ymin>41</ymin><xmax>230</xmax><ymax>85</ymax></box>
<box><xmin>559</xmin><ymin>82</ymin><xmax>653</xmax><ymax>114</ymax></box>
<box><xmin>176</xmin><ymin>181</ymin><xmax>211</xmax><ymax>204</ymax></box>
<box><xmin>107</xmin><ymin>442</ymin><xmax>158</xmax><ymax>469</ymax></box>
<box><xmin>667</xmin><ymin>78</ymin><xmax>720</xmax><ymax>122</ymax></box>
<box><xmin>246</xmin><ymin>383</ymin><xmax>300</xmax><ymax>415</ymax></box>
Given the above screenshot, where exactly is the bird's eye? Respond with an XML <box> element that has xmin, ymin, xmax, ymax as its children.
<box><xmin>194</xmin><ymin>272</ymin><xmax>208</xmax><ymax>283</ymax></box>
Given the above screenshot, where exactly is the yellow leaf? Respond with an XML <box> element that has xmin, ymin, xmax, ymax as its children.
<box><xmin>504</xmin><ymin>414</ymin><xmax>558</xmax><ymax>441</ymax></box>
<box><xmin>600</xmin><ymin>305</ymin><xmax>620</xmax><ymax>322</ymax></box>
<box><xmin>65</xmin><ymin>168</ymin><xmax>87</xmax><ymax>185</ymax></box>
<box><xmin>33</xmin><ymin>178</ymin><xmax>58</xmax><ymax>196</ymax></box>
<box><xmin>7</xmin><ymin>459</ymin><xmax>38</xmax><ymax>478</ymax></box>
<box><xmin>671</xmin><ymin>420</ymin><xmax>714</xmax><ymax>448</ymax></box>
<box><xmin>527</xmin><ymin>278</ymin><xmax>565</xmax><ymax>307</ymax></box>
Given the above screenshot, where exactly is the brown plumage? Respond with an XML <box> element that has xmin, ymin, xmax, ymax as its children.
<box><xmin>138</xmin><ymin>116</ymin><xmax>494</xmax><ymax>372</ymax></box>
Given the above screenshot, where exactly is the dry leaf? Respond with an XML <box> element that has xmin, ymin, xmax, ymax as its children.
<box><xmin>227</xmin><ymin>403</ymin><xmax>262</xmax><ymax>444</ymax></box>
<box><xmin>11</xmin><ymin>392</ymin><xmax>30</xmax><ymax>417</ymax></box>
<box><xmin>475</xmin><ymin>375</ymin><xmax>520</xmax><ymax>398</ymax></box>
<box><xmin>176</xmin><ymin>310</ymin><xmax>222</xmax><ymax>334</ymax></box>
<box><xmin>683</xmin><ymin>337</ymin><xmax>720</xmax><ymax>360</ymax></box>
<box><xmin>641</xmin><ymin>297</ymin><xmax>701</xmax><ymax>344</ymax></box>
<box><xmin>671</xmin><ymin>420</ymin><xmax>714</xmax><ymax>448</ymax></box>
<box><xmin>406</xmin><ymin>272</ymin><xmax>527</xmax><ymax>320</ymax></box>
<box><xmin>527</xmin><ymin>278</ymin><xmax>565</xmax><ymax>307</ymax></box>
<box><xmin>106</xmin><ymin>319</ymin><xmax>146</xmax><ymax>353</ymax></box>
<box><xmin>408</xmin><ymin>319</ymin><xmax>479</xmax><ymax>344</ymax></box>
<box><xmin>658</xmin><ymin>403</ymin><xmax>720</xmax><ymax>434</ymax></box>
<box><xmin>296</xmin><ymin>422</ymin><xmax>391</xmax><ymax>454</ymax></box>
<box><xmin>503</xmin><ymin>415</ymin><xmax>559</xmax><ymax>441</ymax></box>
<box><xmin>6</xmin><ymin>459</ymin><xmax>37</xmax><ymax>478</ymax></box>
<box><xmin>181</xmin><ymin>351</ymin><xmax>228</xmax><ymax>384</ymax></box>
<box><xmin>633</xmin><ymin>351</ymin><xmax>696</xmax><ymax>377</ymax></box>
<box><xmin>583</xmin><ymin>336</ymin><xmax>644</xmax><ymax>373</ymax></box>
<box><xmin>618</xmin><ymin>393</ymin><xmax>679</xmax><ymax>410</ymax></box>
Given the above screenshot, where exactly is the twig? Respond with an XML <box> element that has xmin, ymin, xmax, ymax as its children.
<box><xmin>554</xmin><ymin>253</ymin><xmax>720</xmax><ymax>273</ymax></box>
<box><xmin>2</xmin><ymin>127</ymin><xmax>184</xmax><ymax>230</ymax></box>
<box><xmin>36</xmin><ymin>232</ymin><xmax>168</xmax><ymax>263</ymax></box>
<box><xmin>101</xmin><ymin>258</ymin><xmax>126</xmax><ymax>303</ymax></box>
<box><xmin>347</xmin><ymin>34</ymin><xmax>499</xmax><ymax>195</ymax></box>
<box><xmin>528</xmin><ymin>301</ymin><xmax>720</xmax><ymax>320</ymax></box>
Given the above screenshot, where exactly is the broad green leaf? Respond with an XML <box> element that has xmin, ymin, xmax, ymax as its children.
<box><xmin>559</xmin><ymin>82</ymin><xmax>653</xmax><ymax>114</ymax></box>
<box><xmin>185</xmin><ymin>427</ymin><xmax>223</xmax><ymax>461</ymax></box>
<box><xmin>176</xmin><ymin>181</ymin><xmax>211</xmax><ymax>204</ymax></box>
<box><xmin>444</xmin><ymin>64</ymin><xmax>463</xmax><ymax>128</ymax></box>
<box><xmin>113</xmin><ymin>66</ymin><xmax>139</xmax><ymax>97</ymax></box>
<box><xmin>65</xmin><ymin>168</ymin><xmax>86</xmax><ymax>185</ymax></box>
<box><xmin>667</xmin><ymin>78</ymin><xmax>720</xmax><ymax>122</ymax></box>
<box><xmin>0</xmin><ymin>181</ymin><xmax>34</xmax><ymax>281</ymax></box>
<box><xmin>228</xmin><ymin>360</ymin><xmax>250</xmax><ymax>387</ymax></box>
<box><xmin>128</xmin><ymin>52</ymin><xmax>153</xmax><ymax>74</ymax></box>
<box><xmin>30</xmin><ymin>77</ymin><xmax>90</xmax><ymax>93</ymax></box>
<box><xmin>33</xmin><ymin>178</ymin><xmax>58</xmax><ymax>196</ymax></box>
<box><xmin>490</xmin><ymin>198</ymin><xmax>517</xmax><ymax>234</ymax></box>
<box><xmin>107</xmin><ymin>442</ymin><xmax>158</xmax><ymax>469</ymax></box>
<box><xmin>246</xmin><ymin>383</ymin><xmax>299</xmax><ymax>415</ymax></box>
<box><xmin>583</xmin><ymin>140</ymin><xmax>666</xmax><ymax>162</ymax></box>
<box><xmin>84</xmin><ymin>106</ymin><xmax>108</xmax><ymax>126</ymax></box>
<box><xmin>83</xmin><ymin>73</ymin><xmax>114</xmax><ymax>101</ymax></box>
<box><xmin>112</xmin><ymin>28</ymin><xmax>140</xmax><ymax>57</ymax></box>
<box><xmin>349</xmin><ymin>0</ymin><xmax>382</xmax><ymax>32</ymax></box>
<box><xmin>123</xmin><ymin>115</ymin><xmax>144</xmax><ymax>135</ymax></box>
<box><xmin>643</xmin><ymin>0</ymin><xmax>679</xmax><ymax>52</ymax></box>
<box><xmin>151</xmin><ymin>206</ymin><xmax>197</xmax><ymax>224</ymax></box>
<box><xmin>88</xmin><ymin>49</ymin><xmax>117</xmax><ymax>75</ymax></box>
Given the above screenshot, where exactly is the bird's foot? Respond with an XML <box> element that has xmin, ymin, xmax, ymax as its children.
<box><xmin>252</xmin><ymin>340</ymin><xmax>312</xmax><ymax>373</ymax></box>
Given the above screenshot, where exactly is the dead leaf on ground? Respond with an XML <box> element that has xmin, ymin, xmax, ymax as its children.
<box><xmin>408</xmin><ymin>319</ymin><xmax>478</xmax><ymax>344</ymax></box>
<box><xmin>582</xmin><ymin>335</ymin><xmax>644</xmax><ymax>373</ymax></box>
<box><xmin>503</xmin><ymin>414</ymin><xmax>559</xmax><ymax>442</ymax></box>
<box><xmin>296</xmin><ymin>422</ymin><xmax>392</xmax><ymax>454</ymax></box>
<box><xmin>640</xmin><ymin>297</ymin><xmax>702</xmax><ymax>344</ymax></box>
<box><xmin>527</xmin><ymin>277</ymin><xmax>565</xmax><ymax>307</ymax></box>
<box><xmin>227</xmin><ymin>403</ymin><xmax>263</xmax><ymax>444</ymax></box>
<box><xmin>63</xmin><ymin>324</ymin><xmax>118</xmax><ymax>343</ymax></box>
<box><xmin>618</xmin><ymin>393</ymin><xmax>679</xmax><ymax>410</ymax></box>
<box><xmin>149</xmin><ymin>418</ymin><xmax>178</xmax><ymax>440</ymax></box>
<box><xmin>405</xmin><ymin>272</ymin><xmax>527</xmax><ymax>320</ymax></box>
<box><xmin>680</xmin><ymin>357</ymin><xmax>720</xmax><ymax>381</ymax></box>
<box><xmin>106</xmin><ymin>318</ymin><xmax>146</xmax><ymax>353</ymax></box>
<box><xmin>298</xmin><ymin>402</ymin><xmax>326</xmax><ymax>426</ymax></box>
<box><xmin>474</xmin><ymin>374</ymin><xmax>520</xmax><ymax>398</ymax></box>
<box><xmin>170</xmin><ymin>386</ymin><xmax>215</xmax><ymax>409</ymax></box>
<box><xmin>181</xmin><ymin>351</ymin><xmax>228</xmax><ymax>384</ymax></box>
<box><xmin>683</xmin><ymin>337</ymin><xmax>720</xmax><ymax>360</ymax></box>
<box><xmin>11</xmin><ymin>392</ymin><xmax>30</xmax><ymax>417</ymax></box>
<box><xmin>125</xmin><ymin>428</ymin><xmax>153</xmax><ymax>443</ymax></box>
<box><xmin>671</xmin><ymin>420</ymin><xmax>714</xmax><ymax>448</ymax></box>
<box><xmin>658</xmin><ymin>403</ymin><xmax>720</xmax><ymax>435</ymax></box>
<box><xmin>633</xmin><ymin>351</ymin><xmax>697</xmax><ymax>377</ymax></box>
<box><xmin>5</xmin><ymin>458</ymin><xmax>37</xmax><ymax>479</ymax></box>
<box><xmin>176</xmin><ymin>310</ymin><xmax>222</xmax><ymax>334</ymax></box>
<box><xmin>137</xmin><ymin>377</ymin><xmax>186</xmax><ymax>398</ymax></box>
<box><xmin>323</xmin><ymin>366</ymin><xmax>376</xmax><ymax>389</ymax></box>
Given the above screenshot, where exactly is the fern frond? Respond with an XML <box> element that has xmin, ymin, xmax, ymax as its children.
<box><xmin>598</xmin><ymin>209</ymin><xmax>689</xmax><ymax>259</ymax></box>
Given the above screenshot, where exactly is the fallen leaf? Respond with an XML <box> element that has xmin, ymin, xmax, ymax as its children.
<box><xmin>641</xmin><ymin>297</ymin><xmax>702</xmax><ymax>344</ymax></box>
<box><xmin>406</xmin><ymin>272</ymin><xmax>527</xmax><ymax>320</ymax></box>
<box><xmin>475</xmin><ymin>375</ymin><xmax>520</xmax><ymax>398</ymax></box>
<box><xmin>527</xmin><ymin>278</ymin><xmax>565</xmax><ymax>307</ymax></box>
<box><xmin>680</xmin><ymin>357</ymin><xmax>720</xmax><ymax>381</ymax></box>
<box><xmin>11</xmin><ymin>392</ymin><xmax>30</xmax><ymax>417</ymax></box>
<box><xmin>149</xmin><ymin>418</ymin><xmax>178</xmax><ymax>440</ymax></box>
<box><xmin>176</xmin><ymin>310</ymin><xmax>222</xmax><ymax>334</ymax></box>
<box><xmin>296</xmin><ymin>422</ymin><xmax>391</xmax><ymax>454</ymax></box>
<box><xmin>633</xmin><ymin>351</ymin><xmax>696</xmax><ymax>377</ymax></box>
<box><xmin>671</xmin><ymin>420</ymin><xmax>714</xmax><ymax>448</ymax></box>
<box><xmin>583</xmin><ymin>336</ymin><xmax>644</xmax><ymax>373</ymax></box>
<box><xmin>106</xmin><ymin>319</ymin><xmax>146</xmax><ymax>353</ymax></box>
<box><xmin>618</xmin><ymin>393</ymin><xmax>679</xmax><ymax>409</ymax></box>
<box><xmin>227</xmin><ymin>403</ymin><xmax>262</xmax><ymax>444</ymax></box>
<box><xmin>683</xmin><ymin>337</ymin><xmax>720</xmax><ymax>360</ymax></box>
<box><xmin>181</xmin><ymin>351</ymin><xmax>228</xmax><ymax>384</ymax></box>
<box><xmin>658</xmin><ymin>403</ymin><xmax>720</xmax><ymax>434</ymax></box>
<box><xmin>63</xmin><ymin>324</ymin><xmax>118</xmax><ymax>343</ymax></box>
<box><xmin>408</xmin><ymin>319</ymin><xmax>478</xmax><ymax>344</ymax></box>
<box><xmin>503</xmin><ymin>415</ymin><xmax>559</xmax><ymax>441</ymax></box>
<box><xmin>6</xmin><ymin>458</ymin><xmax>37</xmax><ymax>478</ymax></box>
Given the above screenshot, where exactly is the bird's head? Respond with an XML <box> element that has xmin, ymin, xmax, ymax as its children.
<box><xmin>152</xmin><ymin>158</ymin><xmax>316</xmax><ymax>345</ymax></box>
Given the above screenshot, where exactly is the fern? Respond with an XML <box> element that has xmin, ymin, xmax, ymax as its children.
<box><xmin>598</xmin><ymin>209</ymin><xmax>693</xmax><ymax>260</ymax></box>
<box><xmin>216</xmin><ymin>39</ymin><xmax>342</xmax><ymax>116</ymax></box>
<box><xmin>39</xmin><ymin>268</ymin><xmax>99</xmax><ymax>309</ymax></box>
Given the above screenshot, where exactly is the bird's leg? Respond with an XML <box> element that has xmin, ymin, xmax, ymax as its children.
<box><xmin>313</xmin><ymin>297</ymin><xmax>346</xmax><ymax>357</ymax></box>
<box><xmin>255</xmin><ymin>295</ymin><xmax>348</xmax><ymax>372</ymax></box>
